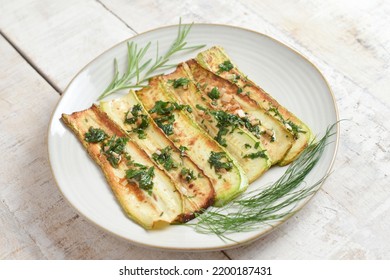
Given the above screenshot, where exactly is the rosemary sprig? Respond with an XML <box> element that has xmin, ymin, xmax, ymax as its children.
<box><xmin>98</xmin><ymin>19</ymin><xmax>205</xmax><ymax>100</ymax></box>
<box><xmin>192</xmin><ymin>124</ymin><xmax>337</xmax><ymax>240</ymax></box>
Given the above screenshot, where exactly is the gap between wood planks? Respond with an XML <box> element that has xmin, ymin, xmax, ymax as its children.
<box><xmin>96</xmin><ymin>0</ymin><xmax>139</xmax><ymax>35</ymax></box>
<box><xmin>0</xmin><ymin>31</ymin><xmax>62</xmax><ymax>95</ymax></box>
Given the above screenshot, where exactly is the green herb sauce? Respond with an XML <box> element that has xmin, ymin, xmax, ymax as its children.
<box><xmin>170</xmin><ymin>77</ymin><xmax>190</xmax><ymax>88</ymax></box>
<box><xmin>125</xmin><ymin>104</ymin><xmax>150</xmax><ymax>139</ymax></box>
<box><xmin>208</xmin><ymin>151</ymin><xmax>233</xmax><ymax>173</ymax></box>
<box><xmin>180</xmin><ymin>167</ymin><xmax>197</xmax><ymax>182</ymax></box>
<box><xmin>207</xmin><ymin>87</ymin><xmax>220</xmax><ymax>100</ymax></box>
<box><xmin>85</xmin><ymin>127</ymin><xmax>107</xmax><ymax>143</ymax></box>
<box><xmin>217</xmin><ymin>60</ymin><xmax>234</xmax><ymax>74</ymax></box>
<box><xmin>101</xmin><ymin>136</ymin><xmax>129</xmax><ymax>168</ymax></box>
<box><xmin>126</xmin><ymin>163</ymin><xmax>155</xmax><ymax>195</ymax></box>
<box><xmin>152</xmin><ymin>146</ymin><xmax>178</xmax><ymax>171</ymax></box>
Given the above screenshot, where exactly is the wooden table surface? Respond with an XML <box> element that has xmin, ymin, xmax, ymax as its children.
<box><xmin>1</xmin><ymin>0</ymin><xmax>389</xmax><ymax>260</ymax></box>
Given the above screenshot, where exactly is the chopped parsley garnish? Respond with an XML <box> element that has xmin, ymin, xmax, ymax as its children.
<box><xmin>180</xmin><ymin>167</ymin><xmax>196</xmax><ymax>182</ymax></box>
<box><xmin>131</xmin><ymin>115</ymin><xmax>149</xmax><ymax>139</ymax></box>
<box><xmin>169</xmin><ymin>77</ymin><xmax>190</xmax><ymax>88</ymax></box>
<box><xmin>126</xmin><ymin>164</ymin><xmax>155</xmax><ymax>195</ymax></box>
<box><xmin>197</xmin><ymin>105</ymin><xmax>261</xmax><ymax>147</ymax></box>
<box><xmin>196</xmin><ymin>104</ymin><xmax>264</xmax><ymax>147</ymax></box>
<box><xmin>125</xmin><ymin>104</ymin><xmax>142</xmax><ymax>124</ymax></box>
<box><xmin>237</xmin><ymin>87</ymin><xmax>243</xmax><ymax>94</ymax></box>
<box><xmin>241</xmin><ymin>117</ymin><xmax>262</xmax><ymax>138</ymax></box>
<box><xmin>179</xmin><ymin>145</ymin><xmax>188</xmax><ymax>157</ymax></box>
<box><xmin>215</xmin><ymin>128</ymin><xmax>228</xmax><ymax>147</ymax></box>
<box><xmin>178</xmin><ymin>104</ymin><xmax>192</xmax><ymax>113</ymax></box>
<box><xmin>152</xmin><ymin>146</ymin><xmax>178</xmax><ymax>171</ymax></box>
<box><xmin>101</xmin><ymin>136</ymin><xmax>129</xmax><ymax>167</ymax></box>
<box><xmin>243</xmin><ymin>150</ymin><xmax>268</xmax><ymax>160</ymax></box>
<box><xmin>196</xmin><ymin>104</ymin><xmax>208</xmax><ymax>111</ymax></box>
<box><xmin>230</xmin><ymin>74</ymin><xmax>240</xmax><ymax>83</ymax></box>
<box><xmin>254</xmin><ymin>142</ymin><xmax>260</xmax><ymax>149</ymax></box>
<box><xmin>209</xmin><ymin>110</ymin><xmax>244</xmax><ymax>147</ymax></box>
<box><xmin>125</xmin><ymin>154</ymin><xmax>133</xmax><ymax>165</ymax></box>
<box><xmin>196</xmin><ymin>104</ymin><xmax>233</xmax><ymax>147</ymax></box>
<box><xmin>125</xmin><ymin>104</ymin><xmax>150</xmax><ymax>139</ymax></box>
<box><xmin>268</xmin><ymin>107</ymin><xmax>305</xmax><ymax>139</ymax></box>
<box><xmin>207</xmin><ymin>87</ymin><xmax>220</xmax><ymax>100</ymax></box>
<box><xmin>244</xmin><ymin>143</ymin><xmax>252</xmax><ymax>149</ymax></box>
<box><xmin>208</xmin><ymin>151</ymin><xmax>233</xmax><ymax>172</ymax></box>
<box><xmin>149</xmin><ymin>100</ymin><xmax>176</xmax><ymax>115</ymax></box>
<box><xmin>217</xmin><ymin>60</ymin><xmax>234</xmax><ymax>74</ymax></box>
<box><xmin>197</xmin><ymin>104</ymin><xmax>264</xmax><ymax>145</ymax></box>
<box><xmin>154</xmin><ymin>114</ymin><xmax>175</xmax><ymax>135</ymax></box>
<box><xmin>149</xmin><ymin>100</ymin><xmax>191</xmax><ymax>115</ymax></box>
<box><xmin>286</xmin><ymin>120</ymin><xmax>306</xmax><ymax>138</ymax></box>
<box><xmin>149</xmin><ymin>100</ymin><xmax>192</xmax><ymax>136</ymax></box>
<box><xmin>85</xmin><ymin>127</ymin><xmax>107</xmax><ymax>143</ymax></box>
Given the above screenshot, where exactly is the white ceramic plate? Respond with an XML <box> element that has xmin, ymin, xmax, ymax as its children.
<box><xmin>48</xmin><ymin>24</ymin><xmax>339</xmax><ymax>251</ymax></box>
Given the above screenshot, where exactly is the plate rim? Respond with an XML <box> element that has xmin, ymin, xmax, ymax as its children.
<box><xmin>47</xmin><ymin>22</ymin><xmax>340</xmax><ymax>251</ymax></box>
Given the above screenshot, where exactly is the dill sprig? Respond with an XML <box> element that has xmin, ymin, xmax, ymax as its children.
<box><xmin>192</xmin><ymin>124</ymin><xmax>337</xmax><ymax>240</ymax></box>
<box><xmin>98</xmin><ymin>19</ymin><xmax>205</xmax><ymax>100</ymax></box>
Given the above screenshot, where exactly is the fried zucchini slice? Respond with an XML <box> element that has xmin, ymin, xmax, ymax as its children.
<box><xmin>136</xmin><ymin>77</ymin><xmax>248</xmax><ymax>206</ymax></box>
<box><xmin>100</xmin><ymin>92</ymin><xmax>215</xmax><ymax>220</ymax></box>
<box><xmin>61</xmin><ymin>105</ymin><xmax>183</xmax><ymax>229</ymax></box>
<box><xmin>196</xmin><ymin>46</ymin><xmax>313</xmax><ymax>165</ymax></box>
<box><xmin>184</xmin><ymin>59</ymin><xmax>293</xmax><ymax>166</ymax></box>
<box><xmin>160</xmin><ymin>64</ymin><xmax>271</xmax><ymax>183</ymax></box>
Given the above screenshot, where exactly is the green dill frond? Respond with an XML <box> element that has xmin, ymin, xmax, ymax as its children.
<box><xmin>192</xmin><ymin>124</ymin><xmax>337</xmax><ymax>239</ymax></box>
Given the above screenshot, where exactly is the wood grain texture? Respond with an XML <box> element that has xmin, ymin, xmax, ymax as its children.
<box><xmin>242</xmin><ymin>0</ymin><xmax>390</xmax><ymax>91</ymax></box>
<box><xmin>0</xmin><ymin>0</ymin><xmax>135</xmax><ymax>91</ymax></box>
<box><xmin>0</xmin><ymin>36</ymin><xmax>227</xmax><ymax>260</ymax></box>
<box><xmin>1</xmin><ymin>0</ymin><xmax>389</xmax><ymax>259</ymax></box>
<box><xmin>99</xmin><ymin>0</ymin><xmax>251</xmax><ymax>31</ymax></box>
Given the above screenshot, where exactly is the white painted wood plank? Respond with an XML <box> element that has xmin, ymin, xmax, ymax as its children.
<box><xmin>0</xmin><ymin>0</ymin><xmax>135</xmax><ymax>91</ymax></box>
<box><xmin>240</xmin><ymin>0</ymin><xmax>390</xmax><ymax>99</ymax></box>
<box><xmin>100</xmin><ymin>0</ymin><xmax>390</xmax><ymax>259</ymax></box>
<box><xmin>99</xmin><ymin>0</ymin><xmax>251</xmax><ymax>32</ymax></box>
<box><xmin>0</xmin><ymin>36</ymin><xmax>228</xmax><ymax>260</ymax></box>
<box><xmin>0</xmin><ymin>199</ymin><xmax>46</xmax><ymax>259</ymax></box>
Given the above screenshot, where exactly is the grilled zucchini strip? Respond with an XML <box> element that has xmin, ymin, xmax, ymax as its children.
<box><xmin>161</xmin><ymin>64</ymin><xmax>271</xmax><ymax>183</ymax></box>
<box><xmin>184</xmin><ymin>59</ymin><xmax>293</xmax><ymax>166</ymax></box>
<box><xmin>196</xmin><ymin>46</ymin><xmax>313</xmax><ymax>165</ymax></box>
<box><xmin>100</xmin><ymin>92</ymin><xmax>215</xmax><ymax>220</ymax></box>
<box><xmin>136</xmin><ymin>77</ymin><xmax>248</xmax><ymax>207</ymax></box>
<box><xmin>61</xmin><ymin>105</ymin><xmax>183</xmax><ymax>229</ymax></box>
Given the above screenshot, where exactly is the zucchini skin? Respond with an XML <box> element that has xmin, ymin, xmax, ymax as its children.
<box><xmin>100</xmin><ymin>92</ymin><xmax>215</xmax><ymax>220</ymax></box>
<box><xmin>61</xmin><ymin>105</ymin><xmax>183</xmax><ymax>229</ymax></box>
<box><xmin>196</xmin><ymin>46</ymin><xmax>313</xmax><ymax>165</ymax></box>
<box><xmin>135</xmin><ymin>77</ymin><xmax>248</xmax><ymax>207</ymax></box>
